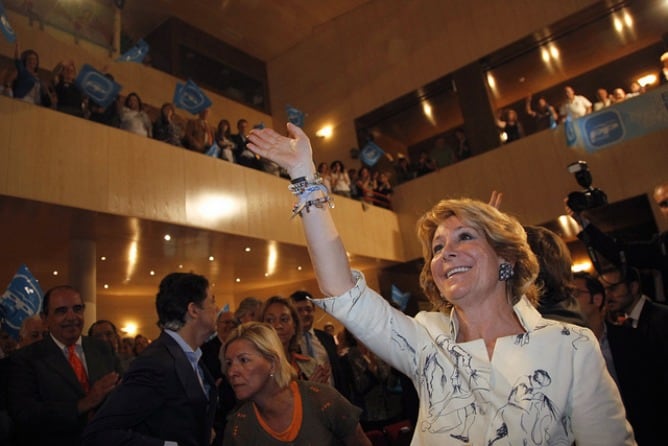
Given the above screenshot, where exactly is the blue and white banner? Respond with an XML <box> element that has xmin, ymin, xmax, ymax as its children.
<box><xmin>75</xmin><ymin>64</ymin><xmax>122</xmax><ymax>109</ymax></box>
<box><xmin>286</xmin><ymin>105</ymin><xmax>305</xmax><ymax>128</ymax></box>
<box><xmin>117</xmin><ymin>38</ymin><xmax>149</xmax><ymax>63</ymax></box>
<box><xmin>205</xmin><ymin>142</ymin><xmax>220</xmax><ymax>158</ymax></box>
<box><xmin>565</xmin><ymin>84</ymin><xmax>668</xmax><ymax>152</ymax></box>
<box><xmin>173</xmin><ymin>79</ymin><xmax>212</xmax><ymax>115</ymax></box>
<box><xmin>0</xmin><ymin>0</ymin><xmax>16</xmax><ymax>43</ymax></box>
<box><xmin>0</xmin><ymin>264</ymin><xmax>44</xmax><ymax>340</ymax></box>
<box><xmin>360</xmin><ymin>140</ymin><xmax>385</xmax><ymax>167</ymax></box>
<box><xmin>391</xmin><ymin>284</ymin><xmax>410</xmax><ymax>312</ymax></box>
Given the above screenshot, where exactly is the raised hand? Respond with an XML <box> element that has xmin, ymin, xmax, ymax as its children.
<box><xmin>247</xmin><ymin>122</ymin><xmax>315</xmax><ymax>179</ymax></box>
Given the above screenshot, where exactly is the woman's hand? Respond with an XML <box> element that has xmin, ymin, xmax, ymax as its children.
<box><xmin>247</xmin><ymin>122</ymin><xmax>315</xmax><ymax>179</ymax></box>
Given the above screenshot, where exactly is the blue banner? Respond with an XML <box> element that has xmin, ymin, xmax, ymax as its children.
<box><xmin>117</xmin><ymin>38</ymin><xmax>149</xmax><ymax>63</ymax></box>
<box><xmin>565</xmin><ymin>84</ymin><xmax>668</xmax><ymax>152</ymax></box>
<box><xmin>391</xmin><ymin>284</ymin><xmax>410</xmax><ymax>312</ymax></box>
<box><xmin>75</xmin><ymin>64</ymin><xmax>122</xmax><ymax>109</ymax></box>
<box><xmin>286</xmin><ymin>105</ymin><xmax>305</xmax><ymax>128</ymax></box>
<box><xmin>173</xmin><ymin>79</ymin><xmax>212</xmax><ymax>115</ymax></box>
<box><xmin>360</xmin><ymin>140</ymin><xmax>385</xmax><ymax>167</ymax></box>
<box><xmin>0</xmin><ymin>264</ymin><xmax>44</xmax><ymax>340</ymax></box>
<box><xmin>0</xmin><ymin>0</ymin><xmax>16</xmax><ymax>43</ymax></box>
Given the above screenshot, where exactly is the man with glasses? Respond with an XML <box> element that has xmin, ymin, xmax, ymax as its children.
<box><xmin>7</xmin><ymin>285</ymin><xmax>121</xmax><ymax>446</ymax></box>
<box><xmin>567</xmin><ymin>181</ymin><xmax>668</xmax><ymax>302</ymax></box>
<box><xmin>598</xmin><ymin>266</ymin><xmax>668</xmax><ymax>445</ymax></box>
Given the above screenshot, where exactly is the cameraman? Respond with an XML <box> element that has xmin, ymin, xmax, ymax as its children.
<box><xmin>565</xmin><ymin>181</ymin><xmax>668</xmax><ymax>301</ymax></box>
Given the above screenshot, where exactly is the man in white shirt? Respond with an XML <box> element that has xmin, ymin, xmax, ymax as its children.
<box><xmin>559</xmin><ymin>85</ymin><xmax>592</xmax><ymax>122</ymax></box>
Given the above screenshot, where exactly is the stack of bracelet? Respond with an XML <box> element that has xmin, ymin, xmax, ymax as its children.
<box><xmin>288</xmin><ymin>174</ymin><xmax>334</xmax><ymax>218</ymax></box>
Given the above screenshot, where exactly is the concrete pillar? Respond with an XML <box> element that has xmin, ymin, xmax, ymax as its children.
<box><xmin>69</xmin><ymin>238</ymin><xmax>97</xmax><ymax>329</ymax></box>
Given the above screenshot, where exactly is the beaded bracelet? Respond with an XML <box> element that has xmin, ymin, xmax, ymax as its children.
<box><xmin>291</xmin><ymin>195</ymin><xmax>334</xmax><ymax>219</ymax></box>
<box><xmin>288</xmin><ymin>174</ymin><xmax>323</xmax><ymax>195</ymax></box>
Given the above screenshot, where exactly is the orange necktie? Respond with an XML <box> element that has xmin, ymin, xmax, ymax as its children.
<box><xmin>67</xmin><ymin>345</ymin><xmax>90</xmax><ymax>393</ymax></box>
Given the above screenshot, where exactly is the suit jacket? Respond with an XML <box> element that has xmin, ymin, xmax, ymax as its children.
<box><xmin>606</xmin><ymin>299</ymin><xmax>668</xmax><ymax>445</ymax></box>
<box><xmin>82</xmin><ymin>331</ymin><xmax>217</xmax><ymax>446</ymax></box>
<box><xmin>313</xmin><ymin>328</ymin><xmax>351</xmax><ymax>400</ymax></box>
<box><xmin>7</xmin><ymin>335</ymin><xmax>121</xmax><ymax>446</ymax></box>
<box><xmin>200</xmin><ymin>336</ymin><xmax>237</xmax><ymax>446</ymax></box>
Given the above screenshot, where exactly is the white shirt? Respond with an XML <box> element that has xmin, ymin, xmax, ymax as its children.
<box><xmin>560</xmin><ymin>95</ymin><xmax>592</xmax><ymax>119</ymax></box>
<box><xmin>313</xmin><ymin>271</ymin><xmax>634</xmax><ymax>446</ymax></box>
<box><xmin>51</xmin><ymin>333</ymin><xmax>88</xmax><ymax>373</ymax></box>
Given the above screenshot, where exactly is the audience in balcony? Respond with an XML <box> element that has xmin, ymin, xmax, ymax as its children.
<box><xmin>525</xmin><ymin>95</ymin><xmax>558</xmax><ymax>130</ymax></box>
<box><xmin>317</xmin><ymin>162</ymin><xmax>332</xmax><ymax>192</ymax></box>
<box><xmin>453</xmin><ymin>128</ymin><xmax>471</xmax><ymax>161</ymax></box>
<box><xmin>496</xmin><ymin>108</ymin><xmax>525</xmax><ymax>143</ymax></box>
<box><xmin>611</xmin><ymin>87</ymin><xmax>627</xmax><ymax>103</ymax></box>
<box><xmin>415</xmin><ymin>151</ymin><xmax>437</xmax><ymax>177</ymax></box>
<box><xmin>232</xmin><ymin>118</ymin><xmax>260</xmax><ymax>169</ymax></box>
<box><xmin>11</xmin><ymin>42</ymin><xmax>52</xmax><ymax>106</ymax></box>
<box><xmin>626</xmin><ymin>81</ymin><xmax>644</xmax><ymax>98</ymax></box>
<box><xmin>52</xmin><ymin>60</ymin><xmax>86</xmax><ymax>117</ymax></box>
<box><xmin>88</xmin><ymin>73</ymin><xmax>121</xmax><ymax>128</ymax></box>
<box><xmin>120</xmin><ymin>92</ymin><xmax>152</xmax><ymax>137</ymax></box>
<box><xmin>593</xmin><ymin>88</ymin><xmax>612</xmax><ymax>111</ymax></box>
<box><xmin>214</xmin><ymin>119</ymin><xmax>236</xmax><ymax>162</ymax></box>
<box><xmin>152</xmin><ymin>102</ymin><xmax>183</xmax><ymax>147</ymax></box>
<box><xmin>330</xmin><ymin>160</ymin><xmax>352</xmax><ymax>198</ymax></box>
<box><xmin>559</xmin><ymin>85</ymin><xmax>592</xmax><ymax>123</ymax></box>
<box><xmin>393</xmin><ymin>154</ymin><xmax>415</xmax><ymax>184</ymax></box>
<box><xmin>184</xmin><ymin>107</ymin><xmax>213</xmax><ymax>152</ymax></box>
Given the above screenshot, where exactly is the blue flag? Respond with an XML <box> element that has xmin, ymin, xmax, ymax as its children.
<box><xmin>391</xmin><ymin>284</ymin><xmax>410</xmax><ymax>311</ymax></box>
<box><xmin>360</xmin><ymin>140</ymin><xmax>385</xmax><ymax>167</ymax></box>
<box><xmin>173</xmin><ymin>79</ymin><xmax>212</xmax><ymax>115</ymax></box>
<box><xmin>286</xmin><ymin>105</ymin><xmax>305</xmax><ymax>128</ymax></box>
<box><xmin>0</xmin><ymin>0</ymin><xmax>16</xmax><ymax>44</ymax></box>
<box><xmin>75</xmin><ymin>64</ymin><xmax>122</xmax><ymax>109</ymax></box>
<box><xmin>0</xmin><ymin>265</ymin><xmax>44</xmax><ymax>340</ymax></box>
<box><xmin>205</xmin><ymin>142</ymin><xmax>221</xmax><ymax>158</ymax></box>
<box><xmin>117</xmin><ymin>39</ymin><xmax>149</xmax><ymax>63</ymax></box>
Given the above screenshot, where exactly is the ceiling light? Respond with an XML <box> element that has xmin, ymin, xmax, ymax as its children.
<box><xmin>52</xmin><ymin>270</ymin><xmax>58</xmax><ymax>276</ymax></box>
<box><xmin>100</xmin><ymin>256</ymin><xmax>106</xmax><ymax>261</ymax></box>
<box><xmin>297</xmin><ymin>266</ymin><xmax>302</xmax><ymax>271</ymax></box>
<box><xmin>623</xmin><ymin>11</ymin><xmax>633</xmax><ymax>28</ymax></box>
<box><xmin>613</xmin><ymin>16</ymin><xmax>623</xmax><ymax>33</ymax></box>
<box><xmin>235</xmin><ymin>278</ymin><xmax>241</xmax><ymax>283</ymax></box>
<box><xmin>486</xmin><ymin>72</ymin><xmax>496</xmax><ymax>90</ymax></box>
<box><xmin>549</xmin><ymin>44</ymin><xmax>559</xmax><ymax>60</ymax></box>
<box><xmin>149</xmin><ymin>270</ymin><xmax>155</xmax><ymax>276</ymax></box>
<box><xmin>244</xmin><ymin>247</ymin><xmax>251</xmax><ymax>252</ymax></box>
<box><xmin>178</xmin><ymin>264</ymin><xmax>183</xmax><ymax>269</ymax></box>
<box><xmin>208</xmin><ymin>256</ymin><xmax>214</xmax><ymax>261</ymax></box>
<box><xmin>636</xmin><ymin>73</ymin><xmax>657</xmax><ymax>87</ymax></box>
<box><xmin>571</xmin><ymin>260</ymin><xmax>592</xmax><ymax>273</ymax></box>
<box><xmin>164</xmin><ymin>234</ymin><xmax>171</xmax><ymax>241</ymax></box>
<box><xmin>103</xmin><ymin>284</ymin><xmax>109</xmax><ymax>289</ymax></box>
<box><xmin>541</xmin><ymin>47</ymin><xmax>550</xmax><ymax>63</ymax></box>
<box><xmin>264</xmin><ymin>273</ymin><xmax>269</xmax><ymax>277</ymax></box>
<box><xmin>121</xmin><ymin>322</ymin><xmax>137</xmax><ymax>337</ymax></box>
<box><xmin>315</xmin><ymin>125</ymin><xmax>333</xmax><ymax>138</ymax></box>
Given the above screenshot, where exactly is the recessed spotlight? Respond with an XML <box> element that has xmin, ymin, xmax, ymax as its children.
<box><xmin>164</xmin><ymin>234</ymin><xmax>171</xmax><ymax>241</ymax></box>
<box><xmin>178</xmin><ymin>264</ymin><xmax>183</xmax><ymax>269</ymax></box>
<box><xmin>208</xmin><ymin>256</ymin><xmax>215</xmax><ymax>261</ymax></box>
<box><xmin>264</xmin><ymin>273</ymin><xmax>269</xmax><ymax>277</ymax></box>
<box><xmin>235</xmin><ymin>278</ymin><xmax>241</xmax><ymax>283</ymax></box>
<box><xmin>149</xmin><ymin>270</ymin><xmax>156</xmax><ymax>276</ymax></box>
<box><xmin>103</xmin><ymin>284</ymin><xmax>109</xmax><ymax>289</ymax></box>
<box><xmin>297</xmin><ymin>266</ymin><xmax>302</xmax><ymax>271</ymax></box>
<box><xmin>52</xmin><ymin>270</ymin><xmax>58</xmax><ymax>276</ymax></box>
<box><xmin>100</xmin><ymin>256</ymin><xmax>107</xmax><ymax>261</ymax></box>
<box><xmin>244</xmin><ymin>247</ymin><xmax>251</xmax><ymax>252</ymax></box>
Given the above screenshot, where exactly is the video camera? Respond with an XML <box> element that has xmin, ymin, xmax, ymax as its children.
<box><xmin>566</xmin><ymin>161</ymin><xmax>608</xmax><ymax>212</ymax></box>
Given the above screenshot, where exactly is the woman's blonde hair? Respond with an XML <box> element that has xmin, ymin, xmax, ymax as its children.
<box><xmin>260</xmin><ymin>296</ymin><xmax>302</xmax><ymax>354</ymax></box>
<box><xmin>416</xmin><ymin>198</ymin><xmax>539</xmax><ymax>311</ymax></box>
<box><xmin>221</xmin><ymin>321</ymin><xmax>296</xmax><ymax>389</ymax></box>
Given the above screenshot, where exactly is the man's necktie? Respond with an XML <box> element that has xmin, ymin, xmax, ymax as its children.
<box><xmin>304</xmin><ymin>331</ymin><xmax>315</xmax><ymax>357</ymax></box>
<box><xmin>67</xmin><ymin>345</ymin><xmax>89</xmax><ymax>393</ymax></box>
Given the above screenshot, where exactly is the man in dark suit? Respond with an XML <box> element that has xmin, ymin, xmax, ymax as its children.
<box><xmin>200</xmin><ymin>310</ymin><xmax>239</xmax><ymax>446</ymax></box>
<box><xmin>83</xmin><ymin>272</ymin><xmax>218</xmax><ymax>446</ymax></box>
<box><xmin>7</xmin><ymin>285</ymin><xmax>121</xmax><ymax>446</ymax></box>
<box><xmin>601</xmin><ymin>266</ymin><xmax>668</xmax><ymax>445</ymax></box>
<box><xmin>290</xmin><ymin>290</ymin><xmax>350</xmax><ymax>399</ymax></box>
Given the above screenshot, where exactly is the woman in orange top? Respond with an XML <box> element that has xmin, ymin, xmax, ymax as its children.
<box><xmin>222</xmin><ymin>322</ymin><xmax>370</xmax><ymax>445</ymax></box>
